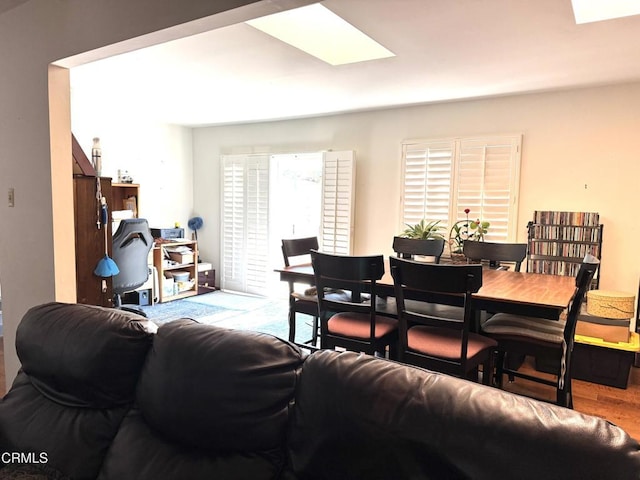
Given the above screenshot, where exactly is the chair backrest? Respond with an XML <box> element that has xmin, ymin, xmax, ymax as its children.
<box><xmin>392</xmin><ymin>236</ymin><xmax>445</xmax><ymax>263</ymax></box>
<box><xmin>310</xmin><ymin>250</ymin><xmax>384</xmax><ymax>339</ymax></box>
<box><xmin>563</xmin><ymin>262</ymin><xmax>599</xmax><ymax>346</ymax></box>
<box><xmin>281</xmin><ymin>236</ymin><xmax>319</xmax><ymax>267</ymax></box>
<box><xmin>559</xmin><ymin>261</ymin><xmax>598</xmax><ymax>387</ymax></box>
<box><xmin>463</xmin><ymin>240</ymin><xmax>527</xmax><ymax>271</ymax></box>
<box><xmin>390</xmin><ymin>256</ymin><xmax>483</xmax><ymax>374</ymax></box>
<box><xmin>112</xmin><ymin>218</ymin><xmax>154</xmax><ymax>295</ymax></box>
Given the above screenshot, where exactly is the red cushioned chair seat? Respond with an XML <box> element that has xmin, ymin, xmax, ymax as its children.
<box><xmin>407</xmin><ymin>325</ymin><xmax>497</xmax><ymax>361</ymax></box>
<box><xmin>328</xmin><ymin>312</ymin><xmax>398</xmax><ymax>339</ymax></box>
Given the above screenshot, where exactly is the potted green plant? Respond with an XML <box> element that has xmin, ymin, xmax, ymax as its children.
<box><xmin>400</xmin><ymin>219</ymin><xmax>444</xmax><ymax>240</ymax></box>
<box><xmin>395</xmin><ymin>220</ymin><xmax>446</xmax><ymax>261</ymax></box>
<box><xmin>448</xmin><ymin>209</ymin><xmax>490</xmax><ymax>262</ymax></box>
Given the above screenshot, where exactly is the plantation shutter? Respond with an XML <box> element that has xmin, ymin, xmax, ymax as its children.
<box><xmin>401</xmin><ymin>140</ymin><xmax>455</xmax><ymax>228</ymax></box>
<box><xmin>401</xmin><ymin>135</ymin><xmax>521</xmax><ymax>243</ymax></box>
<box><xmin>455</xmin><ymin>137</ymin><xmax>521</xmax><ymax>242</ymax></box>
<box><xmin>221</xmin><ymin>154</ymin><xmax>269</xmax><ymax>294</ymax></box>
<box><xmin>320</xmin><ymin>150</ymin><xmax>355</xmax><ymax>255</ymax></box>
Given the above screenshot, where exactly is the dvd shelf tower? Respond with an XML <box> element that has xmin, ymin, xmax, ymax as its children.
<box><xmin>527</xmin><ymin>211</ymin><xmax>603</xmax><ymax>289</ymax></box>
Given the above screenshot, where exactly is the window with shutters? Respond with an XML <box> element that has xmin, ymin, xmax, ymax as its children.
<box><xmin>320</xmin><ymin>151</ymin><xmax>355</xmax><ymax>256</ymax></box>
<box><xmin>221</xmin><ymin>154</ymin><xmax>270</xmax><ymax>295</ymax></box>
<box><xmin>400</xmin><ymin>135</ymin><xmax>522</xmax><ymax>244</ymax></box>
<box><xmin>221</xmin><ymin>151</ymin><xmax>355</xmax><ymax>295</ymax></box>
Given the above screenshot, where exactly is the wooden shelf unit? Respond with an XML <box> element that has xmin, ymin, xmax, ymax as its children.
<box><xmin>112</xmin><ymin>183</ymin><xmax>140</xmax><ymax>217</ymax></box>
<box><xmin>153</xmin><ymin>240</ymin><xmax>199</xmax><ymax>302</ymax></box>
<box><xmin>527</xmin><ymin>211</ymin><xmax>603</xmax><ymax>289</ymax></box>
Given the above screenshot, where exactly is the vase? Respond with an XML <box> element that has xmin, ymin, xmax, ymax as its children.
<box><xmin>450</xmin><ymin>252</ymin><xmax>467</xmax><ymax>264</ymax></box>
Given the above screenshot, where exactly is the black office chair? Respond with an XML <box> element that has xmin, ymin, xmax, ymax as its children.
<box><xmin>463</xmin><ymin>240</ymin><xmax>527</xmax><ymax>271</ymax></box>
<box><xmin>112</xmin><ymin>218</ymin><xmax>154</xmax><ymax>317</ymax></box>
<box><xmin>392</xmin><ymin>236</ymin><xmax>445</xmax><ymax>263</ymax></box>
<box><xmin>390</xmin><ymin>257</ymin><xmax>496</xmax><ymax>385</ymax></box>
<box><xmin>481</xmin><ymin>261</ymin><xmax>598</xmax><ymax>408</ymax></box>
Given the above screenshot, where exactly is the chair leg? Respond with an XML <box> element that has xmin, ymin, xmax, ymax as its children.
<box><xmin>311</xmin><ymin>316</ymin><xmax>319</xmax><ymax>346</ymax></box>
<box><xmin>557</xmin><ymin>388</ymin><xmax>570</xmax><ymax>408</ymax></box>
<box><xmin>388</xmin><ymin>344</ymin><xmax>397</xmax><ymax>360</ymax></box>
<box><xmin>494</xmin><ymin>350</ymin><xmax>506</xmax><ymax>388</ymax></box>
<box><xmin>505</xmin><ymin>352</ymin><xmax>524</xmax><ymax>383</ymax></box>
<box><xmin>557</xmin><ymin>376</ymin><xmax>573</xmax><ymax>408</ymax></box>
<box><xmin>482</xmin><ymin>354</ymin><xmax>494</xmax><ymax>386</ymax></box>
<box><xmin>288</xmin><ymin>308</ymin><xmax>296</xmax><ymax>343</ymax></box>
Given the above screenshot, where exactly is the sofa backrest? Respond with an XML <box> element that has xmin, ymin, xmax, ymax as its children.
<box><xmin>0</xmin><ymin>302</ymin><xmax>156</xmax><ymax>479</ymax></box>
<box><xmin>286</xmin><ymin>350</ymin><xmax>640</xmax><ymax>480</ymax></box>
<box><xmin>98</xmin><ymin>320</ymin><xmax>305</xmax><ymax>480</ymax></box>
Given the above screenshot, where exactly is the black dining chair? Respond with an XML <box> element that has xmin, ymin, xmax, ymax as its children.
<box><xmin>281</xmin><ymin>237</ymin><xmax>322</xmax><ymax>346</ymax></box>
<box><xmin>392</xmin><ymin>236</ymin><xmax>445</xmax><ymax>263</ymax></box>
<box><xmin>462</xmin><ymin>240</ymin><xmax>527</xmax><ymax>271</ymax></box>
<box><xmin>390</xmin><ymin>256</ymin><xmax>497</xmax><ymax>385</ymax></box>
<box><xmin>311</xmin><ymin>250</ymin><xmax>398</xmax><ymax>358</ymax></box>
<box><xmin>481</xmin><ymin>261</ymin><xmax>598</xmax><ymax>408</ymax></box>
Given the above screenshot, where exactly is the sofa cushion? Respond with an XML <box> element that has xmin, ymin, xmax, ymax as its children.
<box><xmin>15</xmin><ymin>302</ymin><xmax>156</xmax><ymax>407</ymax></box>
<box><xmin>0</xmin><ymin>373</ymin><xmax>131</xmax><ymax>479</ymax></box>
<box><xmin>0</xmin><ymin>463</ymin><xmax>70</xmax><ymax>480</ymax></box>
<box><xmin>97</xmin><ymin>410</ymin><xmax>282</xmax><ymax>480</ymax></box>
<box><xmin>286</xmin><ymin>350</ymin><xmax>640</xmax><ymax>480</ymax></box>
<box><xmin>135</xmin><ymin>320</ymin><xmax>304</xmax><ymax>452</ymax></box>
<box><xmin>0</xmin><ymin>302</ymin><xmax>156</xmax><ymax>480</ymax></box>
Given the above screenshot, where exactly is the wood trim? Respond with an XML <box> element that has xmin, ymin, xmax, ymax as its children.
<box><xmin>72</xmin><ymin>133</ymin><xmax>96</xmax><ymax>176</ymax></box>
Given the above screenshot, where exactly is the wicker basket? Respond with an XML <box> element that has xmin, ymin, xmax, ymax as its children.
<box><xmin>586</xmin><ymin>290</ymin><xmax>635</xmax><ymax>319</ymax></box>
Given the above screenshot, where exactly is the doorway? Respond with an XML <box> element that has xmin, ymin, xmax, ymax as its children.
<box><xmin>220</xmin><ymin>150</ymin><xmax>354</xmax><ymax>297</ymax></box>
<box><xmin>267</xmin><ymin>152</ymin><xmax>323</xmax><ymax>297</ymax></box>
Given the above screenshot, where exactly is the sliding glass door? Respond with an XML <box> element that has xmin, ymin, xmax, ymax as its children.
<box><xmin>220</xmin><ymin>151</ymin><xmax>354</xmax><ymax>296</ymax></box>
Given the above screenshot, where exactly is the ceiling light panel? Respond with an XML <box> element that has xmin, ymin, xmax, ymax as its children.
<box><xmin>246</xmin><ymin>3</ymin><xmax>395</xmax><ymax>66</ymax></box>
<box><xmin>572</xmin><ymin>0</ymin><xmax>640</xmax><ymax>24</ymax></box>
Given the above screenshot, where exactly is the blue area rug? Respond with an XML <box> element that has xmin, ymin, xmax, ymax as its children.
<box><xmin>0</xmin><ymin>293</ymin><xmax>300</xmax><ymax>342</ymax></box>
<box><xmin>138</xmin><ymin>292</ymin><xmax>306</xmax><ymax>343</ymax></box>
<box><xmin>140</xmin><ymin>301</ymin><xmax>226</xmax><ymax>325</ymax></box>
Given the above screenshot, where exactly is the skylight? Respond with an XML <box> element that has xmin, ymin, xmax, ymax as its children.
<box><xmin>572</xmin><ymin>0</ymin><xmax>640</xmax><ymax>24</ymax></box>
<box><xmin>246</xmin><ymin>4</ymin><xmax>395</xmax><ymax>66</ymax></box>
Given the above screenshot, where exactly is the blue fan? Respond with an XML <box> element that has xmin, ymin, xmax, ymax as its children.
<box><xmin>188</xmin><ymin>216</ymin><xmax>204</xmax><ymax>241</ymax></box>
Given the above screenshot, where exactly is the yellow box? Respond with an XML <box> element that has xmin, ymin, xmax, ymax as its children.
<box><xmin>586</xmin><ymin>290</ymin><xmax>635</xmax><ymax>319</ymax></box>
<box><xmin>575</xmin><ymin>331</ymin><xmax>640</xmax><ymax>352</ymax></box>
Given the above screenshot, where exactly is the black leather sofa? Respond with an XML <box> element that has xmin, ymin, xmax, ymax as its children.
<box><xmin>1</xmin><ymin>302</ymin><xmax>639</xmax><ymax>479</ymax></box>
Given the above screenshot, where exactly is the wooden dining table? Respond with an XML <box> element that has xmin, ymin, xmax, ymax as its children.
<box><xmin>275</xmin><ymin>261</ymin><xmax>577</xmax><ymax>321</ymax></box>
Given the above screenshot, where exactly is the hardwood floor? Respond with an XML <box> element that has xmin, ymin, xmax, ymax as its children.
<box><xmin>501</xmin><ymin>356</ymin><xmax>640</xmax><ymax>440</ymax></box>
<box><xmin>0</xmin><ymin>338</ymin><xmax>638</xmax><ymax>440</ymax></box>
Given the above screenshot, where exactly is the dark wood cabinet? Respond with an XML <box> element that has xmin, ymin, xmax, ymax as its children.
<box><xmin>73</xmin><ymin>175</ymin><xmax>114</xmax><ymax>307</ymax></box>
<box><xmin>198</xmin><ymin>268</ymin><xmax>216</xmax><ymax>295</ymax></box>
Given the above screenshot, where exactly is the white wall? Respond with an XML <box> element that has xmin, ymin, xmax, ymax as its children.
<box><xmin>70</xmin><ymin>96</ymin><xmax>195</xmax><ymax>230</ymax></box>
<box><xmin>193</xmin><ymin>82</ymin><xmax>640</xmax><ymax>298</ymax></box>
<box><xmin>0</xmin><ymin>0</ymin><xmax>306</xmax><ymax>387</ymax></box>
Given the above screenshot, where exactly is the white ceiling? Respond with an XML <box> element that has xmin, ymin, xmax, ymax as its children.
<box><xmin>69</xmin><ymin>0</ymin><xmax>640</xmax><ymax>127</ymax></box>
